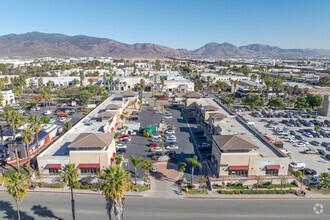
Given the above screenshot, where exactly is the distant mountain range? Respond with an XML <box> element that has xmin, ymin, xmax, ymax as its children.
<box><xmin>0</xmin><ymin>32</ymin><xmax>329</xmax><ymax>58</ymax></box>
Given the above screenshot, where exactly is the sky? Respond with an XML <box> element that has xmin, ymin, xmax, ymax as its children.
<box><xmin>0</xmin><ymin>0</ymin><xmax>329</xmax><ymax>50</ymax></box>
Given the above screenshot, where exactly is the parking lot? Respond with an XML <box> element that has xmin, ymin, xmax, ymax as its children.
<box><xmin>242</xmin><ymin>111</ymin><xmax>330</xmax><ymax>174</ymax></box>
<box><xmin>4</xmin><ymin>99</ymin><xmax>87</xmax><ymax>129</ymax></box>
<box><xmin>119</xmin><ymin>106</ymin><xmax>200</xmax><ymax>181</ymax></box>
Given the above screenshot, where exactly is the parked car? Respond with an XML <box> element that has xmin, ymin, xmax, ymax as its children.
<box><xmin>310</xmin><ymin>141</ymin><xmax>320</xmax><ymax>146</ymax></box>
<box><xmin>304</xmin><ymin>149</ymin><xmax>318</xmax><ymax>154</ymax></box>
<box><xmin>150</xmin><ymin>165</ymin><xmax>158</xmax><ymax>173</ymax></box>
<box><xmin>304</xmin><ymin>176</ymin><xmax>321</xmax><ymax>186</ymax></box>
<box><xmin>317</xmin><ymin>149</ymin><xmax>326</xmax><ymax>156</ymax></box>
<box><xmin>118</xmin><ymin>138</ymin><xmax>130</xmax><ymax>144</ymax></box>
<box><xmin>150</xmin><ymin>147</ymin><xmax>162</xmax><ymax>152</ymax></box>
<box><xmin>192</xmin><ymin>129</ymin><xmax>204</xmax><ymax>135</ymax></box>
<box><xmin>166</xmin><ymin>145</ymin><xmax>178</xmax><ymax>150</ymax></box>
<box><xmin>289</xmin><ymin>161</ymin><xmax>306</xmax><ymax>169</ymax></box>
<box><xmin>165</xmin><ymin>129</ymin><xmax>175</xmax><ymax>134</ymax></box>
<box><xmin>152</xmin><ymin>137</ymin><xmax>162</xmax><ymax>142</ymax></box>
<box><xmin>116</xmin><ymin>144</ymin><xmax>127</xmax><ymax>149</ymax></box>
<box><xmin>55</xmin><ymin>109</ymin><xmax>61</xmax><ymax>113</ymax></box>
<box><xmin>188</xmin><ymin>118</ymin><xmax>196</xmax><ymax>123</ymax></box>
<box><xmin>49</xmin><ymin>117</ymin><xmax>56</xmax><ymax>123</ymax></box>
<box><xmin>149</xmin><ymin>142</ymin><xmax>159</xmax><ymax>147</ymax></box>
<box><xmin>164</xmin><ymin>115</ymin><xmax>173</xmax><ymax>119</ymax></box>
<box><xmin>151</xmin><ymin>133</ymin><xmax>161</xmax><ymax>139</ymax></box>
<box><xmin>294</xmin><ymin>143</ymin><xmax>306</xmax><ymax>147</ymax></box>
<box><xmin>59</xmin><ymin>113</ymin><xmax>68</xmax><ymax>117</ymax></box>
<box><xmin>58</xmin><ymin>117</ymin><xmax>67</xmax><ymax>123</ymax></box>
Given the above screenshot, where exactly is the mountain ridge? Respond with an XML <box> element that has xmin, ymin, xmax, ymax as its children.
<box><xmin>0</xmin><ymin>32</ymin><xmax>329</xmax><ymax>58</ymax></box>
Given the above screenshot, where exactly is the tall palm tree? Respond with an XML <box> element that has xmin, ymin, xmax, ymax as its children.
<box><xmin>3</xmin><ymin>111</ymin><xmax>25</xmax><ymax>173</ymax></box>
<box><xmin>20</xmin><ymin>129</ymin><xmax>34</xmax><ymax>176</ymax></box>
<box><xmin>28</xmin><ymin>115</ymin><xmax>42</xmax><ymax>154</ymax></box>
<box><xmin>142</xmin><ymin>160</ymin><xmax>153</xmax><ymax>181</ymax></box>
<box><xmin>185</xmin><ymin>156</ymin><xmax>202</xmax><ymax>185</ymax></box>
<box><xmin>130</xmin><ymin>155</ymin><xmax>143</xmax><ymax>185</ymax></box>
<box><xmin>6</xmin><ymin>172</ymin><xmax>28</xmax><ymax>220</ymax></box>
<box><xmin>61</xmin><ymin>163</ymin><xmax>79</xmax><ymax>220</ymax></box>
<box><xmin>99</xmin><ymin>165</ymin><xmax>130</xmax><ymax>220</ymax></box>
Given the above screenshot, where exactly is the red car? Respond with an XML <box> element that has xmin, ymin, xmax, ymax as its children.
<box><xmin>118</xmin><ymin>135</ymin><xmax>131</xmax><ymax>141</ymax></box>
<box><xmin>55</xmin><ymin>109</ymin><xmax>60</xmax><ymax>113</ymax></box>
<box><xmin>264</xmin><ymin>136</ymin><xmax>272</xmax><ymax>141</ymax></box>
<box><xmin>78</xmin><ymin>107</ymin><xmax>84</xmax><ymax>110</ymax></box>
<box><xmin>149</xmin><ymin>142</ymin><xmax>159</xmax><ymax>147</ymax></box>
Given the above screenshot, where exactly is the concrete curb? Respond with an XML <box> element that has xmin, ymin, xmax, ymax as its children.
<box><xmin>185</xmin><ymin>196</ymin><xmax>330</xmax><ymax>200</ymax></box>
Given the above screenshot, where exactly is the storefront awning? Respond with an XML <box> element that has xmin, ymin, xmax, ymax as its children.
<box><xmin>47</xmin><ymin>164</ymin><xmax>61</xmax><ymax>169</ymax></box>
<box><xmin>266</xmin><ymin>165</ymin><xmax>280</xmax><ymax>170</ymax></box>
<box><xmin>228</xmin><ymin>165</ymin><xmax>249</xmax><ymax>170</ymax></box>
<box><xmin>79</xmin><ymin>163</ymin><xmax>100</xmax><ymax>168</ymax></box>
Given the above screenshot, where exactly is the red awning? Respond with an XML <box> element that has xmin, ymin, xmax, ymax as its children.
<box><xmin>47</xmin><ymin>164</ymin><xmax>61</xmax><ymax>169</ymax></box>
<box><xmin>79</xmin><ymin>163</ymin><xmax>100</xmax><ymax>168</ymax></box>
<box><xmin>228</xmin><ymin>165</ymin><xmax>249</xmax><ymax>170</ymax></box>
<box><xmin>266</xmin><ymin>165</ymin><xmax>280</xmax><ymax>170</ymax></box>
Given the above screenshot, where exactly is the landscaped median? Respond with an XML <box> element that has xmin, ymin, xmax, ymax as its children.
<box><xmin>217</xmin><ymin>189</ymin><xmax>298</xmax><ymax>195</ymax></box>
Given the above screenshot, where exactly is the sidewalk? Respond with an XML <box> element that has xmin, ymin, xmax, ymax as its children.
<box><xmin>0</xmin><ymin>185</ymin><xmax>144</xmax><ymax>197</ymax></box>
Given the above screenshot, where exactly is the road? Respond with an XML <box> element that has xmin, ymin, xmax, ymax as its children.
<box><xmin>0</xmin><ymin>192</ymin><xmax>329</xmax><ymax>219</ymax></box>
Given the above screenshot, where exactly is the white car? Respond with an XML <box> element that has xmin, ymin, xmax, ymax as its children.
<box><xmin>165</xmin><ymin>138</ymin><xmax>176</xmax><ymax>142</ymax></box>
<box><xmin>151</xmin><ymin>165</ymin><xmax>157</xmax><ymax>173</ymax></box>
<box><xmin>150</xmin><ymin>147</ymin><xmax>162</xmax><ymax>152</ymax></box>
<box><xmin>304</xmin><ymin>149</ymin><xmax>318</xmax><ymax>154</ymax></box>
<box><xmin>151</xmin><ymin>133</ymin><xmax>161</xmax><ymax>139</ymax></box>
<box><xmin>293</xmin><ymin>143</ymin><xmax>305</xmax><ymax>147</ymax></box>
<box><xmin>49</xmin><ymin>117</ymin><xmax>55</xmax><ymax>123</ymax></box>
<box><xmin>116</xmin><ymin>144</ymin><xmax>127</xmax><ymax>149</ymax></box>
<box><xmin>164</xmin><ymin>115</ymin><xmax>173</xmax><ymax>119</ymax></box>
<box><xmin>44</xmin><ymin>110</ymin><xmax>52</xmax><ymax>115</ymax></box>
<box><xmin>59</xmin><ymin>117</ymin><xmax>66</xmax><ymax>123</ymax></box>
<box><xmin>301</xmin><ymin>140</ymin><xmax>309</xmax><ymax>145</ymax></box>
<box><xmin>165</xmin><ymin>134</ymin><xmax>176</xmax><ymax>140</ymax></box>
<box><xmin>165</xmin><ymin>129</ymin><xmax>175</xmax><ymax>134</ymax></box>
<box><xmin>152</xmin><ymin>137</ymin><xmax>162</xmax><ymax>142</ymax></box>
<box><xmin>280</xmin><ymin>149</ymin><xmax>291</xmax><ymax>154</ymax></box>
<box><xmin>166</xmin><ymin>145</ymin><xmax>179</xmax><ymax>150</ymax></box>
<box><xmin>35</xmin><ymin>107</ymin><xmax>41</xmax><ymax>111</ymax></box>
<box><xmin>289</xmin><ymin>161</ymin><xmax>306</xmax><ymax>169</ymax></box>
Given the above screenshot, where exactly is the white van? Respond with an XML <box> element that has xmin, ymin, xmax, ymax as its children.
<box><xmin>247</xmin><ymin>121</ymin><xmax>255</xmax><ymax>126</ymax></box>
<box><xmin>289</xmin><ymin>161</ymin><xmax>306</xmax><ymax>169</ymax></box>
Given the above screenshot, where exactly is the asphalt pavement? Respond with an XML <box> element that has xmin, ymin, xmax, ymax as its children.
<box><xmin>123</xmin><ymin>106</ymin><xmax>200</xmax><ymax>182</ymax></box>
<box><xmin>0</xmin><ymin>191</ymin><xmax>329</xmax><ymax>220</ymax></box>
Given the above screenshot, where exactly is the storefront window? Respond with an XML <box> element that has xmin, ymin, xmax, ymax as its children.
<box><xmin>228</xmin><ymin>170</ymin><xmax>248</xmax><ymax>177</ymax></box>
<box><xmin>49</xmin><ymin>168</ymin><xmax>59</xmax><ymax>175</ymax></box>
<box><xmin>80</xmin><ymin>168</ymin><xmax>99</xmax><ymax>175</ymax></box>
<box><xmin>266</xmin><ymin>169</ymin><xmax>279</xmax><ymax>176</ymax></box>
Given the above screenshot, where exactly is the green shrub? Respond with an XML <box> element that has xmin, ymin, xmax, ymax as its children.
<box><xmin>2</xmin><ymin>167</ymin><xmax>29</xmax><ymax>178</ymax></box>
<box><xmin>42</xmin><ymin>183</ymin><xmax>65</xmax><ymax>188</ymax></box>
<box><xmin>73</xmin><ymin>182</ymin><xmax>82</xmax><ymax>189</ymax></box>
<box><xmin>187</xmin><ymin>184</ymin><xmax>195</xmax><ymax>189</ymax></box>
<box><xmin>80</xmin><ymin>184</ymin><xmax>90</xmax><ymax>190</ymax></box>
<box><xmin>233</xmin><ymin>189</ymin><xmax>241</xmax><ymax>194</ymax></box>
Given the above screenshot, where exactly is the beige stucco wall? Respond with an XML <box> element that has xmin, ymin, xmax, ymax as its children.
<box><xmin>37</xmin><ymin>156</ymin><xmax>70</xmax><ymax>176</ymax></box>
<box><xmin>257</xmin><ymin>157</ymin><xmax>289</xmax><ymax>176</ymax></box>
<box><xmin>69</xmin><ymin>140</ymin><xmax>116</xmax><ymax>171</ymax></box>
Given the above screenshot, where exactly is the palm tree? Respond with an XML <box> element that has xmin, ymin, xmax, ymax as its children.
<box><xmin>176</xmin><ymin>162</ymin><xmax>186</xmax><ymax>177</ymax></box>
<box><xmin>61</xmin><ymin>163</ymin><xmax>79</xmax><ymax>220</ymax></box>
<box><xmin>99</xmin><ymin>165</ymin><xmax>130</xmax><ymax>220</ymax></box>
<box><xmin>185</xmin><ymin>156</ymin><xmax>201</xmax><ymax>185</ymax></box>
<box><xmin>20</xmin><ymin>129</ymin><xmax>34</xmax><ymax>176</ymax></box>
<box><xmin>3</xmin><ymin>111</ymin><xmax>25</xmax><ymax>173</ymax></box>
<box><xmin>130</xmin><ymin>155</ymin><xmax>143</xmax><ymax>185</ymax></box>
<box><xmin>6</xmin><ymin>172</ymin><xmax>28</xmax><ymax>220</ymax></box>
<box><xmin>28</xmin><ymin>115</ymin><xmax>42</xmax><ymax>154</ymax></box>
<box><xmin>142</xmin><ymin>160</ymin><xmax>153</xmax><ymax>181</ymax></box>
